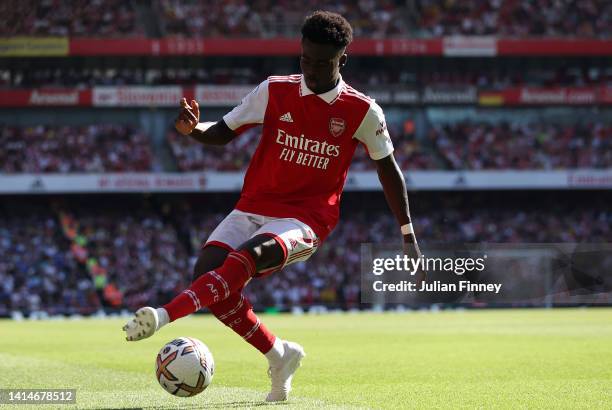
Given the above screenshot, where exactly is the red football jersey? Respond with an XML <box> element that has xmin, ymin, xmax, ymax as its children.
<box><xmin>222</xmin><ymin>74</ymin><xmax>393</xmax><ymax>241</ymax></box>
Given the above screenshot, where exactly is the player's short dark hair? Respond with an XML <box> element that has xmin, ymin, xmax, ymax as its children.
<box><xmin>301</xmin><ymin>11</ymin><xmax>353</xmax><ymax>49</ymax></box>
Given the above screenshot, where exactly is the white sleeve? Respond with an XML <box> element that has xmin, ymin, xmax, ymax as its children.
<box><xmin>353</xmin><ymin>101</ymin><xmax>394</xmax><ymax>160</ymax></box>
<box><xmin>222</xmin><ymin>79</ymin><xmax>269</xmax><ymax>131</ymax></box>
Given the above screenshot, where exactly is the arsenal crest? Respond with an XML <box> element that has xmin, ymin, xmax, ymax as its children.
<box><xmin>329</xmin><ymin>117</ymin><xmax>346</xmax><ymax>137</ymax></box>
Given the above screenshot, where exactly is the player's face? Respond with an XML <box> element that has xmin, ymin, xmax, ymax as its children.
<box><xmin>300</xmin><ymin>38</ymin><xmax>347</xmax><ymax>95</ymax></box>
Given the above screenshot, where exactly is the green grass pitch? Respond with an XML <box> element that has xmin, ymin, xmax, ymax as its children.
<box><xmin>1</xmin><ymin>308</ymin><xmax>611</xmax><ymax>409</ymax></box>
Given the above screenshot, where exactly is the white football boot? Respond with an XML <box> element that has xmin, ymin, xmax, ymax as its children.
<box><xmin>122</xmin><ymin>307</ymin><xmax>160</xmax><ymax>341</ymax></box>
<box><xmin>266</xmin><ymin>341</ymin><xmax>306</xmax><ymax>402</ymax></box>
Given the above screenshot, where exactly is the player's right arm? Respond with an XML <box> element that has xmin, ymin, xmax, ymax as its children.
<box><xmin>174</xmin><ymin>79</ymin><xmax>269</xmax><ymax>146</ymax></box>
<box><xmin>175</xmin><ymin>98</ymin><xmax>235</xmax><ymax>145</ymax></box>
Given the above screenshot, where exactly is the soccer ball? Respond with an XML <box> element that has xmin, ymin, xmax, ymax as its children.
<box><xmin>155</xmin><ymin>337</ymin><xmax>214</xmax><ymax>397</ymax></box>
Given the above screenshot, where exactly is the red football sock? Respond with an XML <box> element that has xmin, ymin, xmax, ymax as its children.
<box><xmin>209</xmin><ymin>292</ymin><xmax>276</xmax><ymax>354</ymax></box>
<box><xmin>163</xmin><ymin>250</ymin><xmax>256</xmax><ymax>322</ymax></box>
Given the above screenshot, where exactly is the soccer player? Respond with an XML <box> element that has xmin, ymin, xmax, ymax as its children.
<box><xmin>123</xmin><ymin>11</ymin><xmax>422</xmax><ymax>401</ymax></box>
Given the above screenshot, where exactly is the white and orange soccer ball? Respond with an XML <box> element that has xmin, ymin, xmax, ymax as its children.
<box><xmin>155</xmin><ymin>337</ymin><xmax>214</xmax><ymax>397</ymax></box>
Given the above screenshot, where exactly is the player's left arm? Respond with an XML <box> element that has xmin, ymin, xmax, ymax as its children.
<box><xmin>375</xmin><ymin>153</ymin><xmax>419</xmax><ymax>249</ymax></box>
<box><xmin>376</xmin><ymin>152</ymin><xmax>426</xmax><ymax>284</ymax></box>
<box><xmin>354</xmin><ymin>102</ymin><xmax>424</xmax><ymax>279</ymax></box>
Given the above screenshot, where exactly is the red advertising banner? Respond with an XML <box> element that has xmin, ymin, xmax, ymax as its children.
<box><xmin>479</xmin><ymin>87</ymin><xmax>602</xmax><ymax>106</ymax></box>
<box><xmin>600</xmin><ymin>86</ymin><xmax>612</xmax><ymax>104</ymax></box>
<box><xmin>1</xmin><ymin>86</ymin><xmax>611</xmax><ymax>107</ymax></box>
<box><xmin>497</xmin><ymin>38</ymin><xmax>612</xmax><ymax>56</ymax></box>
<box><xmin>0</xmin><ymin>89</ymin><xmax>91</xmax><ymax>107</ymax></box>
<box><xmin>0</xmin><ymin>90</ymin><xmax>34</xmax><ymax>106</ymax></box>
<box><xmin>380</xmin><ymin>39</ymin><xmax>442</xmax><ymax>56</ymax></box>
<box><xmin>92</xmin><ymin>86</ymin><xmax>184</xmax><ymax>107</ymax></box>
<box><xmin>62</xmin><ymin>37</ymin><xmax>612</xmax><ymax>57</ymax></box>
<box><xmin>67</xmin><ymin>38</ymin><xmax>442</xmax><ymax>56</ymax></box>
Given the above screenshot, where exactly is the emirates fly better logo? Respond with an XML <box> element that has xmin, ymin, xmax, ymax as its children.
<box><xmin>329</xmin><ymin>118</ymin><xmax>346</xmax><ymax>137</ymax></box>
<box><xmin>276</xmin><ymin>129</ymin><xmax>340</xmax><ymax>170</ymax></box>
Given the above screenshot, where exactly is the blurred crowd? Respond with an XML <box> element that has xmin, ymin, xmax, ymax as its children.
<box><xmin>246</xmin><ymin>203</ymin><xmax>612</xmax><ymax>308</ymax></box>
<box><xmin>0</xmin><ymin>0</ymin><xmax>143</xmax><ymax>37</ymax></box>
<box><xmin>2</xmin><ymin>0</ymin><xmax>610</xmax><ymax>38</ymax></box>
<box><xmin>2</xmin><ymin>64</ymin><xmax>609</xmax><ymax>89</ymax></box>
<box><xmin>417</xmin><ymin>0</ymin><xmax>611</xmax><ymax>37</ymax></box>
<box><xmin>166</xmin><ymin>124</ymin><xmax>438</xmax><ymax>172</ymax></box>
<box><xmin>65</xmin><ymin>210</ymin><xmax>191</xmax><ymax>311</ymax></box>
<box><xmin>1</xmin><ymin>121</ymin><xmax>609</xmax><ymax>174</ymax></box>
<box><xmin>167</xmin><ymin>126</ymin><xmax>261</xmax><ymax>172</ymax></box>
<box><xmin>0</xmin><ymin>67</ymin><xmax>259</xmax><ymax>88</ymax></box>
<box><xmin>352</xmin><ymin>65</ymin><xmax>611</xmax><ymax>90</ymax></box>
<box><xmin>1</xmin><ymin>194</ymin><xmax>610</xmax><ymax>314</ymax></box>
<box><xmin>160</xmin><ymin>0</ymin><xmax>612</xmax><ymax>38</ymax></box>
<box><xmin>0</xmin><ymin>211</ymin><xmax>95</xmax><ymax>315</ymax></box>
<box><xmin>0</xmin><ymin>207</ymin><xmax>191</xmax><ymax>316</ymax></box>
<box><xmin>158</xmin><ymin>0</ymin><xmax>408</xmax><ymax>38</ymax></box>
<box><xmin>0</xmin><ymin>125</ymin><xmax>153</xmax><ymax>173</ymax></box>
<box><xmin>167</xmin><ymin>120</ymin><xmax>612</xmax><ymax>172</ymax></box>
<box><xmin>430</xmin><ymin>121</ymin><xmax>612</xmax><ymax>170</ymax></box>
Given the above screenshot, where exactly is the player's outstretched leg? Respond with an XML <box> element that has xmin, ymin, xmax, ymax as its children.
<box><xmin>122</xmin><ymin>306</ymin><xmax>168</xmax><ymax>341</ymax></box>
<box><xmin>122</xmin><ymin>248</ymin><xmax>256</xmax><ymax>341</ymax></box>
<box><xmin>208</xmin><ymin>292</ymin><xmax>306</xmax><ymax>401</ymax></box>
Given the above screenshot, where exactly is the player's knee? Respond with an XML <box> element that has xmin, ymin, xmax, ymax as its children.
<box><xmin>237</xmin><ymin>235</ymin><xmax>284</xmax><ymax>272</ymax></box>
<box><xmin>237</xmin><ymin>246</ymin><xmax>260</xmax><ymax>265</ymax></box>
<box><xmin>192</xmin><ymin>246</ymin><xmax>230</xmax><ymax>282</ymax></box>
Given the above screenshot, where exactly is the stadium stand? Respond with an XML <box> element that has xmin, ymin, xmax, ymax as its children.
<box><xmin>2</xmin><ymin>65</ymin><xmax>609</xmax><ymax>88</ymax></box>
<box><xmin>1</xmin><ymin>1</ymin><xmax>610</xmax><ymax>317</ymax></box>
<box><xmin>166</xmin><ymin>120</ymin><xmax>611</xmax><ymax>171</ymax></box>
<box><xmin>0</xmin><ymin>119</ymin><xmax>608</xmax><ymax>173</ymax></box>
<box><xmin>166</xmin><ymin>123</ymin><xmax>439</xmax><ymax>172</ymax></box>
<box><xmin>415</xmin><ymin>0</ymin><xmax>611</xmax><ymax>37</ymax></box>
<box><xmin>156</xmin><ymin>0</ymin><xmax>612</xmax><ymax>38</ymax></box>
<box><xmin>2</xmin><ymin>0</ymin><xmax>609</xmax><ymax>38</ymax></box>
<box><xmin>0</xmin><ymin>67</ymin><xmax>259</xmax><ymax>88</ymax></box>
<box><xmin>0</xmin><ymin>0</ymin><xmax>144</xmax><ymax>37</ymax></box>
<box><xmin>1</xmin><ymin>192</ymin><xmax>610</xmax><ymax>314</ymax></box>
<box><xmin>0</xmin><ymin>125</ymin><xmax>154</xmax><ymax>173</ymax></box>
<box><xmin>429</xmin><ymin>121</ymin><xmax>612</xmax><ymax>170</ymax></box>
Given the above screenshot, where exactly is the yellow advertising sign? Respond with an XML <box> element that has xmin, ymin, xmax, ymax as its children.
<box><xmin>0</xmin><ymin>37</ymin><xmax>69</xmax><ymax>57</ymax></box>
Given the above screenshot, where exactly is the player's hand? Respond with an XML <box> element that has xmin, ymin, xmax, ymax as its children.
<box><xmin>403</xmin><ymin>234</ymin><xmax>427</xmax><ymax>286</ymax></box>
<box><xmin>175</xmin><ymin>98</ymin><xmax>200</xmax><ymax>136</ymax></box>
